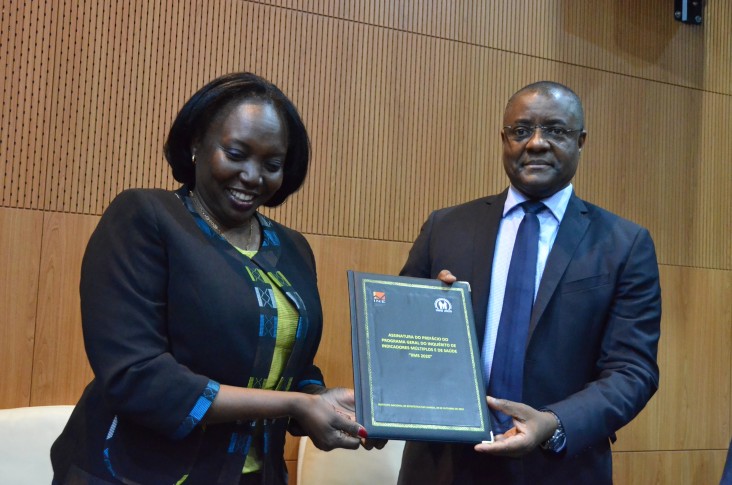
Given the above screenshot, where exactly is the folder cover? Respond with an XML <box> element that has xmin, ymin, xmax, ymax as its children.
<box><xmin>348</xmin><ymin>270</ymin><xmax>493</xmax><ymax>443</ymax></box>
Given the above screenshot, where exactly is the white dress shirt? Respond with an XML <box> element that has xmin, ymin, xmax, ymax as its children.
<box><xmin>482</xmin><ymin>184</ymin><xmax>573</xmax><ymax>385</ymax></box>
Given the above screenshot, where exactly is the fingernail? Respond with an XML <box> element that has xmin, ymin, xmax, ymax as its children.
<box><xmin>358</xmin><ymin>427</ymin><xmax>368</xmax><ymax>439</ymax></box>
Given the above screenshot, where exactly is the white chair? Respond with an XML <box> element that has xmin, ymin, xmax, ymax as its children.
<box><xmin>0</xmin><ymin>405</ymin><xmax>74</xmax><ymax>484</ymax></box>
<box><xmin>296</xmin><ymin>436</ymin><xmax>405</xmax><ymax>485</ymax></box>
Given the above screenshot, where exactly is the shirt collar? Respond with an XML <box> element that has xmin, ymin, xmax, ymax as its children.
<box><xmin>503</xmin><ymin>184</ymin><xmax>573</xmax><ymax>223</ymax></box>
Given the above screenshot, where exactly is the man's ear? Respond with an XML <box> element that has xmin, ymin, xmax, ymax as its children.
<box><xmin>577</xmin><ymin>131</ymin><xmax>587</xmax><ymax>151</ymax></box>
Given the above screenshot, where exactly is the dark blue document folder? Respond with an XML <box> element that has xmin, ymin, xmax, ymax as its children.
<box><xmin>348</xmin><ymin>270</ymin><xmax>493</xmax><ymax>443</ymax></box>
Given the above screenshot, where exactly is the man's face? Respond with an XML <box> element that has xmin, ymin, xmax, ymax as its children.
<box><xmin>501</xmin><ymin>91</ymin><xmax>586</xmax><ymax>199</ymax></box>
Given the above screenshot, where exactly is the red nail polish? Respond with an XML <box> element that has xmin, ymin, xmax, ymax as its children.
<box><xmin>358</xmin><ymin>427</ymin><xmax>368</xmax><ymax>439</ymax></box>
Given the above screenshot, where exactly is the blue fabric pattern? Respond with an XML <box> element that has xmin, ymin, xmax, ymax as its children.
<box><xmin>227</xmin><ymin>432</ymin><xmax>253</xmax><ymax>456</ymax></box>
<box><xmin>172</xmin><ymin>380</ymin><xmax>220</xmax><ymax>439</ymax></box>
<box><xmin>297</xmin><ymin>379</ymin><xmax>325</xmax><ymax>390</ymax></box>
<box><xmin>260</xmin><ymin>314</ymin><xmax>278</xmax><ymax>338</ymax></box>
<box><xmin>262</xmin><ymin>229</ymin><xmax>279</xmax><ymax>247</ymax></box>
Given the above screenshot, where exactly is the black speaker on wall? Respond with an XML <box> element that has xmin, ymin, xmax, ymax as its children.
<box><xmin>674</xmin><ymin>0</ymin><xmax>704</xmax><ymax>25</ymax></box>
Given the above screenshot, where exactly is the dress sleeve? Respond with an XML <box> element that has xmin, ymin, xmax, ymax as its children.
<box><xmin>291</xmin><ymin>230</ymin><xmax>326</xmax><ymax>390</ymax></box>
<box><xmin>81</xmin><ymin>190</ymin><xmax>218</xmax><ymax>439</ymax></box>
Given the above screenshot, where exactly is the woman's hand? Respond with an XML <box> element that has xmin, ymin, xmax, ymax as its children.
<box><xmin>294</xmin><ymin>387</ymin><xmax>365</xmax><ymax>451</ymax></box>
<box><xmin>206</xmin><ymin>384</ymin><xmax>361</xmax><ymax>451</ymax></box>
<box><xmin>317</xmin><ymin>387</ymin><xmax>355</xmax><ymax>419</ymax></box>
<box><xmin>207</xmin><ymin>385</ymin><xmax>383</xmax><ymax>451</ymax></box>
<box><xmin>298</xmin><ymin>386</ymin><xmax>387</xmax><ymax>450</ymax></box>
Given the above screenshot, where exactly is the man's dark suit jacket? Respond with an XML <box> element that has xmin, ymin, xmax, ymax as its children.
<box><xmin>722</xmin><ymin>440</ymin><xmax>732</xmax><ymax>484</ymax></box>
<box><xmin>398</xmin><ymin>189</ymin><xmax>661</xmax><ymax>485</ymax></box>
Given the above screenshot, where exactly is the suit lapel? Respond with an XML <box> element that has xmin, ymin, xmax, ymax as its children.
<box><xmin>529</xmin><ymin>194</ymin><xmax>590</xmax><ymax>338</ymax></box>
<box><xmin>471</xmin><ymin>190</ymin><xmax>507</xmax><ymax>345</ymax></box>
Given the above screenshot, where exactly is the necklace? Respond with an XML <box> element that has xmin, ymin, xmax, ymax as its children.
<box><xmin>190</xmin><ymin>190</ymin><xmax>256</xmax><ymax>251</ymax></box>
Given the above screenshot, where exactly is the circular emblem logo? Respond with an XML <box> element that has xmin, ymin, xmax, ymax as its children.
<box><xmin>434</xmin><ymin>298</ymin><xmax>452</xmax><ymax>313</ymax></box>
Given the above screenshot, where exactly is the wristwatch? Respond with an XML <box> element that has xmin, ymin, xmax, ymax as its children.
<box><xmin>540</xmin><ymin>411</ymin><xmax>566</xmax><ymax>453</ymax></box>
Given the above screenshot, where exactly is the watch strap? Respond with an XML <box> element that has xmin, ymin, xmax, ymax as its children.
<box><xmin>539</xmin><ymin>410</ymin><xmax>566</xmax><ymax>453</ymax></box>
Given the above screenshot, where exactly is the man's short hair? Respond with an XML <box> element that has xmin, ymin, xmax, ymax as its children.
<box><xmin>505</xmin><ymin>81</ymin><xmax>585</xmax><ymax>128</ymax></box>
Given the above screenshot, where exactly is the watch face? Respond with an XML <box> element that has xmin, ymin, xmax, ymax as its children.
<box><xmin>541</xmin><ymin>426</ymin><xmax>566</xmax><ymax>452</ymax></box>
<box><xmin>550</xmin><ymin>429</ymin><xmax>566</xmax><ymax>452</ymax></box>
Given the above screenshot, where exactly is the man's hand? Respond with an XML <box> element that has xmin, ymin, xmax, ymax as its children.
<box><xmin>474</xmin><ymin>397</ymin><xmax>558</xmax><ymax>457</ymax></box>
<box><xmin>437</xmin><ymin>269</ymin><xmax>457</xmax><ymax>284</ymax></box>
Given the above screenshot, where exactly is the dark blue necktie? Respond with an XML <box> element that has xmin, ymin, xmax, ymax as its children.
<box><xmin>487</xmin><ymin>200</ymin><xmax>545</xmax><ymax>433</ymax></box>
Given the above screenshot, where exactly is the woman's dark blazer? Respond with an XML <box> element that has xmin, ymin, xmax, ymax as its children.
<box><xmin>51</xmin><ymin>188</ymin><xmax>325</xmax><ymax>485</ymax></box>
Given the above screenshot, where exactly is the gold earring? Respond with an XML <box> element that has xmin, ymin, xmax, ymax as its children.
<box><xmin>192</xmin><ymin>154</ymin><xmax>196</xmax><ymax>165</ymax></box>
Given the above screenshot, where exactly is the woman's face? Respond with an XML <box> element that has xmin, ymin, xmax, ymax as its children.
<box><xmin>193</xmin><ymin>100</ymin><xmax>287</xmax><ymax>229</ymax></box>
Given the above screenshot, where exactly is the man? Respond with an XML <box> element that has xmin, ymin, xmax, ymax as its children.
<box><xmin>722</xmin><ymin>440</ymin><xmax>732</xmax><ymax>484</ymax></box>
<box><xmin>397</xmin><ymin>82</ymin><xmax>661</xmax><ymax>484</ymax></box>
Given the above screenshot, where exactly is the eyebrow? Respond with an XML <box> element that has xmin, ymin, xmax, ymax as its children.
<box><xmin>512</xmin><ymin>118</ymin><xmax>570</xmax><ymax>126</ymax></box>
<box><xmin>224</xmin><ymin>139</ymin><xmax>287</xmax><ymax>157</ymax></box>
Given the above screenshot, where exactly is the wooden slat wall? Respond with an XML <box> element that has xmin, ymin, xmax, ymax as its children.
<box><xmin>0</xmin><ymin>208</ymin><xmax>43</xmax><ymax>409</ymax></box>
<box><xmin>30</xmin><ymin>212</ymin><xmax>98</xmax><ymax>406</ymax></box>
<box><xmin>0</xmin><ymin>1</ymin><xmax>730</xmax><ymax>483</ymax></box>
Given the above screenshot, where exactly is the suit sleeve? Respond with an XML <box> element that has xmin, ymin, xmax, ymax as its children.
<box><xmin>81</xmin><ymin>191</ymin><xmax>216</xmax><ymax>439</ymax></box>
<box><xmin>400</xmin><ymin>212</ymin><xmax>436</xmax><ymax>278</ymax></box>
<box><xmin>548</xmin><ymin>227</ymin><xmax>661</xmax><ymax>455</ymax></box>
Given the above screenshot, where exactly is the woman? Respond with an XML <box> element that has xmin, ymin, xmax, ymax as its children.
<box><xmin>51</xmin><ymin>72</ymin><xmax>366</xmax><ymax>484</ymax></box>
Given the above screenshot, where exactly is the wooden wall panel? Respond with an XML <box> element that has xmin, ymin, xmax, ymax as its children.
<box><xmin>614</xmin><ymin>265</ymin><xmax>732</xmax><ymax>451</ymax></box>
<box><xmin>0</xmin><ymin>208</ymin><xmax>43</xmax><ymax>409</ymax></box>
<box><xmin>613</xmin><ymin>450</ymin><xmax>728</xmax><ymax>485</ymax></box>
<box><xmin>280</xmin><ymin>234</ymin><xmax>411</xmax><ymax>484</ymax></box>
<box><xmin>284</xmin><ymin>434</ymin><xmax>299</xmax><ymax>484</ymax></box>
<box><xmin>305</xmin><ymin>234</ymin><xmax>412</xmax><ymax>388</ymax></box>
<box><xmin>284</xmin><ymin>457</ymin><xmax>297</xmax><ymax>485</ymax></box>
<box><xmin>2</xmin><ymin>0</ymin><xmax>730</xmax><ymax>271</ymax></box>
<box><xmin>0</xmin><ymin>1</ymin><xmax>55</xmax><ymax>210</ymax></box>
<box><xmin>0</xmin><ymin>0</ymin><xmax>731</xmax><ymax>482</ymax></box>
<box><xmin>261</xmin><ymin>0</ymin><xmax>729</xmax><ymax>95</ymax></box>
<box><xmin>586</xmin><ymin>83</ymin><xmax>732</xmax><ymax>267</ymax></box>
<box><xmin>30</xmin><ymin>212</ymin><xmax>99</xmax><ymax>405</ymax></box>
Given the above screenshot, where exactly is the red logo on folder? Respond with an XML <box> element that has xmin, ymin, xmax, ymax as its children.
<box><xmin>373</xmin><ymin>291</ymin><xmax>386</xmax><ymax>303</ymax></box>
